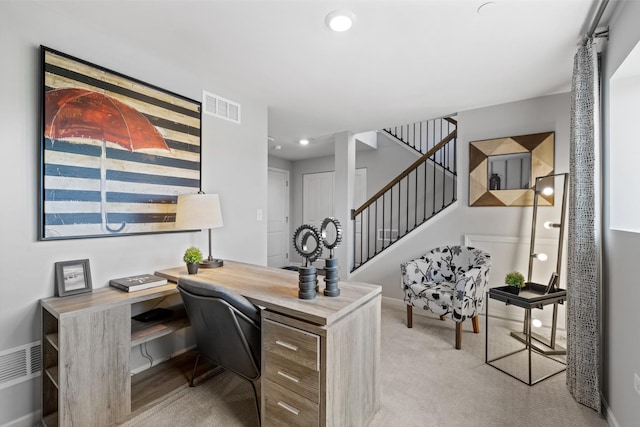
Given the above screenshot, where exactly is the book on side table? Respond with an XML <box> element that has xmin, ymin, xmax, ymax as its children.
<box><xmin>110</xmin><ymin>274</ymin><xmax>167</xmax><ymax>292</ymax></box>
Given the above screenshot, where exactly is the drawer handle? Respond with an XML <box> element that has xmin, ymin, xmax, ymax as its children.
<box><xmin>277</xmin><ymin>400</ymin><xmax>300</xmax><ymax>415</ymax></box>
<box><xmin>275</xmin><ymin>340</ymin><xmax>298</xmax><ymax>351</ymax></box>
<box><xmin>277</xmin><ymin>370</ymin><xmax>300</xmax><ymax>383</ymax></box>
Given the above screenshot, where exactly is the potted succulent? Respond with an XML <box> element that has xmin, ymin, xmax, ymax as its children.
<box><xmin>504</xmin><ymin>271</ymin><xmax>525</xmax><ymax>294</ymax></box>
<box><xmin>183</xmin><ymin>246</ymin><xmax>203</xmax><ymax>274</ymax></box>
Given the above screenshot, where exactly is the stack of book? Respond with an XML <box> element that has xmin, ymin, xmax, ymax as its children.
<box><xmin>109</xmin><ymin>274</ymin><xmax>167</xmax><ymax>292</ymax></box>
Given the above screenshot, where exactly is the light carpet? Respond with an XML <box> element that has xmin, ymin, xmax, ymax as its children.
<box><xmin>120</xmin><ymin>301</ymin><xmax>608</xmax><ymax>427</ymax></box>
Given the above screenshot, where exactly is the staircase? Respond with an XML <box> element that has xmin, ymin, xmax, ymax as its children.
<box><xmin>351</xmin><ymin>117</ymin><xmax>457</xmax><ymax>271</ymax></box>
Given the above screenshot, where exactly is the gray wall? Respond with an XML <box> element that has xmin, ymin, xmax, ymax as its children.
<box><xmin>289</xmin><ymin>132</ymin><xmax>417</xmax><ymax>263</ymax></box>
<box><xmin>268</xmin><ymin>155</ymin><xmax>293</xmax><ymax>172</ymax></box>
<box><xmin>0</xmin><ymin>3</ymin><xmax>268</xmax><ymax>424</ymax></box>
<box><xmin>602</xmin><ymin>1</ymin><xmax>640</xmax><ymax>425</ymax></box>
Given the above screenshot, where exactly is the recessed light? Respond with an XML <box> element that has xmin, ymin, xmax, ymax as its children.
<box><xmin>299</xmin><ymin>139</ymin><xmax>310</xmax><ymax>146</ymax></box>
<box><xmin>325</xmin><ymin>10</ymin><xmax>356</xmax><ymax>32</ymax></box>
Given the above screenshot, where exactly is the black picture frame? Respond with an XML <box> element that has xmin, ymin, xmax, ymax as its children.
<box><xmin>545</xmin><ymin>272</ymin><xmax>559</xmax><ymax>294</ymax></box>
<box><xmin>55</xmin><ymin>259</ymin><xmax>93</xmax><ymax>297</ymax></box>
<box><xmin>40</xmin><ymin>46</ymin><xmax>202</xmax><ymax>240</ymax></box>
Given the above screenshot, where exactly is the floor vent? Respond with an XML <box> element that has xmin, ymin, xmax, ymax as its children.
<box><xmin>0</xmin><ymin>341</ymin><xmax>41</xmax><ymax>390</ymax></box>
<box><xmin>202</xmin><ymin>90</ymin><xmax>241</xmax><ymax>124</ymax></box>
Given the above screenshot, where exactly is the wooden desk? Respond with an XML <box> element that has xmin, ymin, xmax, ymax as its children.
<box><xmin>40</xmin><ymin>261</ymin><xmax>381</xmax><ymax>427</ymax></box>
<box><xmin>157</xmin><ymin>261</ymin><xmax>382</xmax><ymax>426</ymax></box>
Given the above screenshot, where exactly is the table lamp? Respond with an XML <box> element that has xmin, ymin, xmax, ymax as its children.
<box><xmin>175</xmin><ymin>192</ymin><xmax>224</xmax><ymax>268</ymax></box>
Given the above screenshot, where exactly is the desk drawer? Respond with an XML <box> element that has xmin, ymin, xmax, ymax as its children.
<box><xmin>263</xmin><ymin>319</ymin><xmax>319</xmax><ymax>371</ymax></box>
<box><xmin>265</xmin><ymin>351</ymin><xmax>319</xmax><ymax>403</ymax></box>
<box><xmin>264</xmin><ymin>379</ymin><xmax>319</xmax><ymax>427</ymax></box>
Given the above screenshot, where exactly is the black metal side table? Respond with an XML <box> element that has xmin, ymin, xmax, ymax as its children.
<box><xmin>485</xmin><ymin>283</ymin><xmax>567</xmax><ymax>385</ymax></box>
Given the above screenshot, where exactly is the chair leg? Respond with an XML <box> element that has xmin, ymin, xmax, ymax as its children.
<box><xmin>472</xmin><ymin>315</ymin><xmax>480</xmax><ymax>334</ymax></box>
<box><xmin>406</xmin><ymin>305</ymin><xmax>413</xmax><ymax>328</ymax></box>
<box><xmin>189</xmin><ymin>353</ymin><xmax>201</xmax><ymax>387</ymax></box>
<box><xmin>249</xmin><ymin>379</ymin><xmax>261</xmax><ymax>425</ymax></box>
<box><xmin>455</xmin><ymin>322</ymin><xmax>462</xmax><ymax>350</ymax></box>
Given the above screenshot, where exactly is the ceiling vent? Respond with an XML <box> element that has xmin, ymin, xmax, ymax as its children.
<box><xmin>202</xmin><ymin>90</ymin><xmax>241</xmax><ymax>124</ymax></box>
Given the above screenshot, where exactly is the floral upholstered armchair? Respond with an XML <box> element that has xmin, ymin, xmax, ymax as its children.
<box><xmin>400</xmin><ymin>245</ymin><xmax>491</xmax><ymax>349</ymax></box>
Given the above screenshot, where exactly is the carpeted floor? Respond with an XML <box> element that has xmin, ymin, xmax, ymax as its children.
<box><xmin>119</xmin><ymin>301</ymin><xmax>608</xmax><ymax>427</ymax></box>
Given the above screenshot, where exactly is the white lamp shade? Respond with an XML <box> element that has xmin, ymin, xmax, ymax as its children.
<box><xmin>175</xmin><ymin>193</ymin><xmax>223</xmax><ymax>230</ymax></box>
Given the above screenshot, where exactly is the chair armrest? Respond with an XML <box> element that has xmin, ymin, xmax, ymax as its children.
<box><xmin>400</xmin><ymin>258</ymin><xmax>440</xmax><ymax>289</ymax></box>
<box><xmin>453</xmin><ymin>266</ymin><xmax>491</xmax><ymax>310</ymax></box>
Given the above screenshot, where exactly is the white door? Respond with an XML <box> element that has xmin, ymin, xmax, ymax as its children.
<box><xmin>303</xmin><ymin>171</ymin><xmax>335</xmax><ymax>231</ymax></box>
<box><xmin>267</xmin><ymin>168</ymin><xmax>289</xmax><ymax>268</ymax></box>
<box><xmin>302</xmin><ymin>169</ymin><xmax>367</xmax><ymax>262</ymax></box>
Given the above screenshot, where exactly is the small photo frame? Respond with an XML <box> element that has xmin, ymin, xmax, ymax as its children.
<box><xmin>55</xmin><ymin>259</ymin><xmax>93</xmax><ymax>297</ymax></box>
<box><xmin>545</xmin><ymin>272</ymin><xmax>559</xmax><ymax>294</ymax></box>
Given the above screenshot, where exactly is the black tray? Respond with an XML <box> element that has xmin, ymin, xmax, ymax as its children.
<box><xmin>489</xmin><ymin>282</ymin><xmax>566</xmax><ymax>308</ymax></box>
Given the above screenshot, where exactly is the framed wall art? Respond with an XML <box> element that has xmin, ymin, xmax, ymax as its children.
<box><xmin>469</xmin><ymin>131</ymin><xmax>554</xmax><ymax>207</ymax></box>
<box><xmin>40</xmin><ymin>46</ymin><xmax>202</xmax><ymax>240</ymax></box>
<box><xmin>55</xmin><ymin>259</ymin><xmax>93</xmax><ymax>297</ymax></box>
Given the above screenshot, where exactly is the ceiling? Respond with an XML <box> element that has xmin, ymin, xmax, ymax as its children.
<box><xmin>41</xmin><ymin>0</ymin><xmax>605</xmax><ymax>161</ymax></box>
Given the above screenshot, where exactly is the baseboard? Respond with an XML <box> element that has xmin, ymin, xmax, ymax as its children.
<box><xmin>0</xmin><ymin>411</ymin><xmax>40</xmax><ymax>427</ymax></box>
<box><xmin>602</xmin><ymin>395</ymin><xmax>620</xmax><ymax>427</ymax></box>
<box><xmin>382</xmin><ymin>295</ymin><xmax>564</xmax><ymax>335</ymax></box>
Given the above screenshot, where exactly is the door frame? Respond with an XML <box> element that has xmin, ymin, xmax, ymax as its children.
<box><xmin>267</xmin><ymin>167</ymin><xmax>290</xmax><ymax>267</ymax></box>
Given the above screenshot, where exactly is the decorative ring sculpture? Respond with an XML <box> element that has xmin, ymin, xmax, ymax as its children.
<box><xmin>292</xmin><ymin>224</ymin><xmax>323</xmax><ymax>264</ymax></box>
<box><xmin>320</xmin><ymin>217</ymin><xmax>343</xmax><ymax>250</ymax></box>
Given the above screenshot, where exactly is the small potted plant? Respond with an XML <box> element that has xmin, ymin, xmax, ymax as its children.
<box><xmin>504</xmin><ymin>271</ymin><xmax>525</xmax><ymax>294</ymax></box>
<box><xmin>183</xmin><ymin>246</ymin><xmax>203</xmax><ymax>274</ymax></box>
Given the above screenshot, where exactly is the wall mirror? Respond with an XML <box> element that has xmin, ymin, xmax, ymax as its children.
<box><xmin>469</xmin><ymin>131</ymin><xmax>554</xmax><ymax>206</ymax></box>
<box><xmin>487</xmin><ymin>152</ymin><xmax>531</xmax><ymax>190</ymax></box>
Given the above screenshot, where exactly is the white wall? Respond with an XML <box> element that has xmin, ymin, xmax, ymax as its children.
<box><xmin>602</xmin><ymin>1</ymin><xmax>640</xmax><ymax>425</ymax></box>
<box><xmin>351</xmin><ymin>93</ymin><xmax>570</xmax><ymax>322</ymax></box>
<box><xmin>609</xmin><ymin>74</ymin><xmax>640</xmax><ymax>232</ymax></box>
<box><xmin>0</xmin><ymin>3</ymin><xmax>267</xmax><ymax>424</ymax></box>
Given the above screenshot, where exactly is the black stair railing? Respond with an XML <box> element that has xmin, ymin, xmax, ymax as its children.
<box><xmin>351</xmin><ymin>119</ymin><xmax>457</xmax><ymax>271</ymax></box>
<box><xmin>384</xmin><ymin>117</ymin><xmax>457</xmax><ymax>158</ymax></box>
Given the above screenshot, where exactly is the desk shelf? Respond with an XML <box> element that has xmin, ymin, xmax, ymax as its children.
<box><xmin>130</xmin><ymin>307</ymin><xmax>189</xmax><ymax>347</ymax></box>
<box><xmin>45</xmin><ymin>366</ymin><xmax>59</xmax><ymax>389</ymax></box>
<box><xmin>42</xmin><ymin>412</ymin><xmax>58</xmax><ymax>427</ymax></box>
<box><xmin>41</xmin><ymin>288</ymin><xmax>187</xmax><ymax>426</ymax></box>
<box><xmin>45</xmin><ymin>333</ymin><xmax>59</xmax><ymax>351</ymax></box>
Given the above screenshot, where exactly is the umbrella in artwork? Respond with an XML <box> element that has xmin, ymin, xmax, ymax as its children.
<box><xmin>44</xmin><ymin>88</ymin><xmax>170</xmax><ymax>232</ymax></box>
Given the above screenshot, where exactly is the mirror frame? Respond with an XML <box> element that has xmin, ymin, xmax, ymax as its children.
<box><xmin>469</xmin><ymin>131</ymin><xmax>554</xmax><ymax>206</ymax></box>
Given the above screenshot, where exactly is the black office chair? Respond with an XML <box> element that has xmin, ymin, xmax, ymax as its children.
<box><xmin>178</xmin><ymin>277</ymin><xmax>261</xmax><ymax>422</ymax></box>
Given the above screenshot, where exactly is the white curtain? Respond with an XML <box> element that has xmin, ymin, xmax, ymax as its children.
<box><xmin>567</xmin><ymin>39</ymin><xmax>601</xmax><ymax>412</ymax></box>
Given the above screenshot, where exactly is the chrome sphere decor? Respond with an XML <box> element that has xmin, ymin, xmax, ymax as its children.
<box><xmin>320</xmin><ymin>217</ymin><xmax>342</xmax><ymax>297</ymax></box>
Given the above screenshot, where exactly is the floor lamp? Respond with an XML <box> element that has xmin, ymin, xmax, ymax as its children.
<box><xmin>516</xmin><ymin>173</ymin><xmax>569</xmax><ymax>355</ymax></box>
<box><xmin>175</xmin><ymin>192</ymin><xmax>224</xmax><ymax>268</ymax></box>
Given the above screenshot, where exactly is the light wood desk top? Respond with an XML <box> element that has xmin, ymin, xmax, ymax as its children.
<box><xmin>155</xmin><ymin>260</ymin><xmax>381</xmax><ymax>327</ymax></box>
<box><xmin>41</xmin><ymin>282</ymin><xmax>180</xmax><ymax>318</ymax></box>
